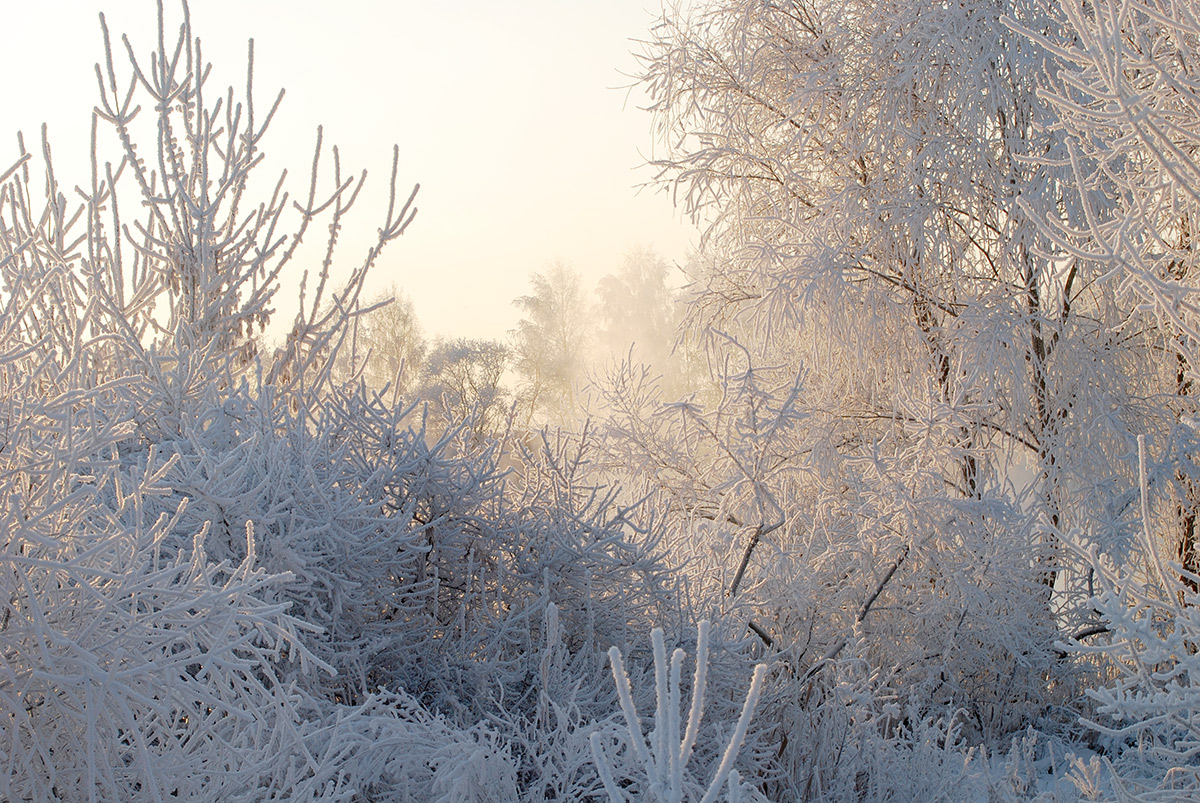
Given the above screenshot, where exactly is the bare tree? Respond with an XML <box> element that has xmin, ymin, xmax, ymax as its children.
<box><xmin>423</xmin><ymin>337</ymin><xmax>511</xmax><ymax>440</ymax></box>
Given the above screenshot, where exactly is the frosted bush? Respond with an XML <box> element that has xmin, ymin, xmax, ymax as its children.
<box><xmin>0</xmin><ymin>4</ymin><xmax>695</xmax><ymax>796</ymax></box>
<box><xmin>0</xmin><ymin>0</ymin><xmax>426</xmax><ymax>795</ymax></box>
<box><xmin>0</xmin><ymin>469</ymin><xmax>321</xmax><ymax>799</ymax></box>
<box><xmin>1057</xmin><ymin>439</ymin><xmax>1200</xmax><ymax>799</ymax></box>
<box><xmin>282</xmin><ymin>690</ymin><xmax>519</xmax><ymax>802</ymax></box>
<box><xmin>590</xmin><ymin>620</ymin><xmax>768</xmax><ymax>802</ymax></box>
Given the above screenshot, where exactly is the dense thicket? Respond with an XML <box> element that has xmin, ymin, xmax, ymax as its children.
<box><xmin>0</xmin><ymin>5</ymin><xmax>763</xmax><ymax>799</ymax></box>
<box><xmin>5</xmin><ymin>0</ymin><xmax>1200</xmax><ymax>800</ymax></box>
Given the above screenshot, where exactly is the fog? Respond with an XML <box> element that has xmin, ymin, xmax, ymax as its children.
<box><xmin>339</xmin><ymin>246</ymin><xmax>706</xmax><ymax>429</ymax></box>
<box><xmin>6</xmin><ymin>1</ymin><xmax>1197</xmax><ymax>800</ymax></box>
<box><xmin>0</xmin><ymin>0</ymin><xmax>697</xmax><ymax>343</ymax></box>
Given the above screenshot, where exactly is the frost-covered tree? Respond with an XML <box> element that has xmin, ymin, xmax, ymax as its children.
<box><xmin>1012</xmin><ymin>2</ymin><xmax>1200</xmax><ymax>796</ymax></box>
<box><xmin>423</xmin><ymin>336</ymin><xmax>512</xmax><ymax>439</ymax></box>
<box><xmin>617</xmin><ymin>1</ymin><xmax>1171</xmax><ymax>791</ymax></box>
<box><xmin>512</xmin><ymin>260</ymin><xmax>592</xmax><ymax>424</ymax></box>
<box><xmin>596</xmin><ymin>246</ymin><xmax>704</xmax><ymax>399</ymax></box>
<box><xmin>596</xmin><ymin>247</ymin><xmax>676</xmax><ymax>363</ymax></box>
<box><xmin>334</xmin><ymin>282</ymin><xmax>427</xmax><ymax>397</ymax></box>
<box><xmin>1018</xmin><ymin>0</ymin><xmax>1200</xmax><ymax>587</ymax></box>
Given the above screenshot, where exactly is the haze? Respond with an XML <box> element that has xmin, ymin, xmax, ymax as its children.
<box><xmin>0</xmin><ymin>0</ymin><xmax>696</xmax><ymax>341</ymax></box>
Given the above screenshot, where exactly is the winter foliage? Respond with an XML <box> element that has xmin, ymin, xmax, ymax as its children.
<box><xmin>5</xmin><ymin>0</ymin><xmax>1200</xmax><ymax>799</ymax></box>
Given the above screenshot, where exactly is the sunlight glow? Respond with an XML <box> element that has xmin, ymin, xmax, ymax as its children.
<box><xmin>0</xmin><ymin>0</ymin><xmax>695</xmax><ymax>341</ymax></box>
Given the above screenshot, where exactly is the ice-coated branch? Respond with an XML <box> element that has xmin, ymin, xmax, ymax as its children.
<box><xmin>591</xmin><ymin>621</ymin><xmax>765</xmax><ymax>802</ymax></box>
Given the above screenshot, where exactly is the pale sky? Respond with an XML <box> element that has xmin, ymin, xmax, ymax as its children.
<box><xmin>1</xmin><ymin>0</ymin><xmax>697</xmax><ymax>341</ymax></box>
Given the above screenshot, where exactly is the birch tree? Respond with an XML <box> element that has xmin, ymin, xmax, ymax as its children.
<box><xmin>623</xmin><ymin>0</ymin><xmax>1158</xmax><ymax>769</ymax></box>
<box><xmin>1015</xmin><ymin>3</ymin><xmax>1200</xmax><ymax>794</ymax></box>
<box><xmin>596</xmin><ymin>246</ymin><xmax>704</xmax><ymax>398</ymax></box>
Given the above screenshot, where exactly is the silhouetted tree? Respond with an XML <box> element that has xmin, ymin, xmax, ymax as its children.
<box><xmin>511</xmin><ymin>261</ymin><xmax>591</xmax><ymax>424</ymax></box>
<box><xmin>335</xmin><ymin>283</ymin><xmax>427</xmax><ymax>398</ymax></box>
<box><xmin>596</xmin><ymin>246</ymin><xmax>705</xmax><ymax>398</ymax></box>
<box><xmin>423</xmin><ymin>337</ymin><xmax>511</xmax><ymax>440</ymax></box>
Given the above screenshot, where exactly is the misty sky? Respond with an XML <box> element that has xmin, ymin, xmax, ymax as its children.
<box><xmin>1</xmin><ymin>0</ymin><xmax>697</xmax><ymax>341</ymax></box>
